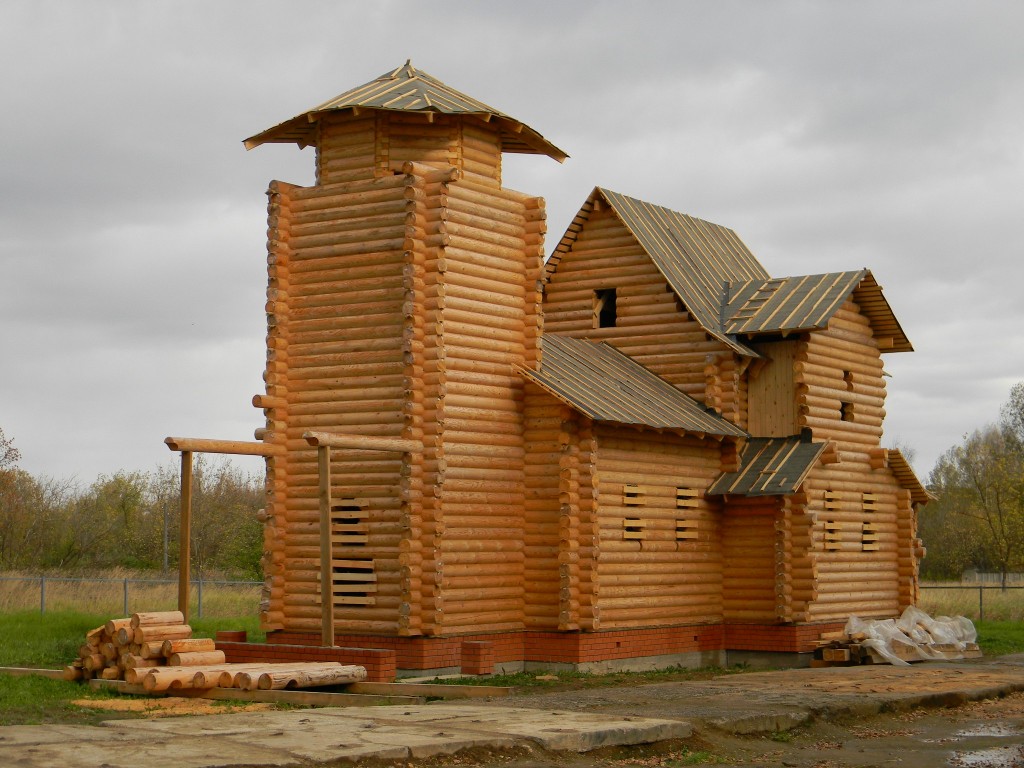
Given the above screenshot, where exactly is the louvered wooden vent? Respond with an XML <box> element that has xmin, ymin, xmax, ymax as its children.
<box><xmin>332</xmin><ymin>500</ymin><xmax>368</xmax><ymax>547</ymax></box>
<box><xmin>623</xmin><ymin>484</ymin><xmax>645</xmax><ymax>506</ymax></box>
<box><xmin>331</xmin><ymin>558</ymin><xmax>377</xmax><ymax>606</ymax></box>
<box><xmin>824</xmin><ymin>520</ymin><xmax>842</xmax><ymax>551</ymax></box>
<box><xmin>623</xmin><ymin>518</ymin><xmax>647</xmax><ymax>540</ymax></box>
<box><xmin>862</xmin><ymin>522</ymin><xmax>880</xmax><ymax>552</ymax></box>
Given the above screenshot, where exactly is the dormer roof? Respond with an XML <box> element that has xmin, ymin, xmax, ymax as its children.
<box><xmin>708</xmin><ymin>434</ymin><xmax>826</xmax><ymax>497</ymax></box>
<box><xmin>244</xmin><ymin>60</ymin><xmax>568</xmax><ymax>162</ymax></box>
<box><xmin>723</xmin><ymin>270</ymin><xmax>913</xmax><ymax>352</ymax></box>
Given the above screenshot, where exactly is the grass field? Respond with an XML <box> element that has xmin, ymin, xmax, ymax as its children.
<box><xmin>0</xmin><ymin>610</ymin><xmax>263</xmax><ymax>726</ymax></box>
<box><xmin>0</xmin><ymin>568</ymin><xmax>259</xmax><ymax>617</ymax></box>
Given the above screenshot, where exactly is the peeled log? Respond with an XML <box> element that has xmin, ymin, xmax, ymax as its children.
<box><xmin>134</xmin><ymin>624</ymin><xmax>193</xmax><ymax>644</ymax></box>
<box><xmin>162</xmin><ymin>638</ymin><xmax>216</xmax><ymax>657</ymax></box>
<box><xmin>168</xmin><ymin>650</ymin><xmax>227</xmax><ymax>667</ymax></box>
<box><xmin>130</xmin><ymin>611</ymin><xmax>185</xmax><ymax>628</ymax></box>
<box><xmin>238</xmin><ymin>663</ymin><xmax>367</xmax><ymax>691</ymax></box>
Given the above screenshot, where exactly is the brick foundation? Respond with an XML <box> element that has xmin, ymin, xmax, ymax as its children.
<box><xmin>219</xmin><ymin>621</ymin><xmax>847</xmax><ymax>679</ymax></box>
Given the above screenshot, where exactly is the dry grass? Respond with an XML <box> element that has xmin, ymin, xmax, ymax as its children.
<box><xmin>918</xmin><ymin>582</ymin><xmax>1024</xmax><ymax>622</ymax></box>
<box><xmin>0</xmin><ymin>568</ymin><xmax>259</xmax><ymax>618</ymax></box>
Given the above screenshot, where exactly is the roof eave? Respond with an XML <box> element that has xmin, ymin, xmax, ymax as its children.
<box><xmin>244</xmin><ymin>106</ymin><xmax>567</xmax><ymax>161</ymax></box>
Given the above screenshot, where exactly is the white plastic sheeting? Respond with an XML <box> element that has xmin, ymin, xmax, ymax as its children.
<box><xmin>844</xmin><ymin>606</ymin><xmax>978</xmax><ymax>666</ymax></box>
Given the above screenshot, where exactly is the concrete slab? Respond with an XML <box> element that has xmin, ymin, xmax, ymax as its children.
<box><xmin>8</xmin><ymin>658</ymin><xmax>1024</xmax><ymax>767</ymax></box>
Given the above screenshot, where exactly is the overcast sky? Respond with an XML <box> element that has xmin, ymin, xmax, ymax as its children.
<box><xmin>2</xmin><ymin>1</ymin><xmax>1022</xmax><ymax>486</ymax></box>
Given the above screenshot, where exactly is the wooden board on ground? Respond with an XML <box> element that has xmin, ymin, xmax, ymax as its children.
<box><xmin>90</xmin><ymin>679</ymin><xmax>424</xmax><ymax>707</ymax></box>
<box><xmin>0</xmin><ymin>666</ymin><xmax>66</xmax><ymax>680</ymax></box>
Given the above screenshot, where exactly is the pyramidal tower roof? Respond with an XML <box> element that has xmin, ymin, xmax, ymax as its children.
<box><xmin>244</xmin><ymin>60</ymin><xmax>567</xmax><ymax>161</ymax></box>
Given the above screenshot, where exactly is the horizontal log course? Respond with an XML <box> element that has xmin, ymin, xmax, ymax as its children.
<box><xmin>164</xmin><ymin>438</ymin><xmax>280</xmax><ymax>457</ymax></box>
<box><xmin>302</xmin><ymin>431</ymin><xmax>419</xmax><ymax>453</ymax></box>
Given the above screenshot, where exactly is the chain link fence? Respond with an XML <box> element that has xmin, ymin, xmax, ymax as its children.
<box><xmin>917</xmin><ymin>584</ymin><xmax>1024</xmax><ymax>623</ymax></box>
<box><xmin>0</xmin><ymin>575</ymin><xmax>260</xmax><ymax>618</ymax></box>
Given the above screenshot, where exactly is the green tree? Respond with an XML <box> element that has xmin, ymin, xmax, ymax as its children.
<box><xmin>926</xmin><ymin>384</ymin><xmax>1024</xmax><ymax>588</ymax></box>
<box><xmin>0</xmin><ymin>427</ymin><xmax>19</xmax><ymax>470</ymax></box>
<box><xmin>50</xmin><ymin>472</ymin><xmax>149</xmax><ymax>569</ymax></box>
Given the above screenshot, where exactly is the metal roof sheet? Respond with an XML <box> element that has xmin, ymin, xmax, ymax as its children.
<box><xmin>887</xmin><ymin>449</ymin><xmax>934</xmax><ymax>504</ymax></box>
<box><xmin>244</xmin><ymin>60</ymin><xmax>567</xmax><ymax>161</ymax></box>
<box><xmin>723</xmin><ymin>271</ymin><xmax>866</xmax><ymax>335</ymax></box>
<box><xmin>519</xmin><ymin>335</ymin><xmax>747</xmax><ymax>438</ymax></box>
<box><xmin>722</xmin><ymin>270</ymin><xmax>912</xmax><ymax>352</ymax></box>
<box><xmin>708</xmin><ymin>435</ymin><xmax>826</xmax><ymax>497</ymax></box>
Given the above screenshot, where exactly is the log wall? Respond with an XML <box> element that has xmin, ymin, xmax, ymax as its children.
<box><xmin>522</xmin><ymin>387</ymin><xmax>567</xmax><ymax>630</ymax></box>
<box><xmin>316</xmin><ymin>112</ymin><xmax>502</xmax><ymax>187</ymax></box>
<box><xmin>262</xmin><ymin>172</ymin><xmax>416</xmax><ymax>636</ymax></box>
<box><xmin>592</xmin><ymin>427</ymin><xmax>724</xmax><ymax>629</ymax></box>
<box><xmin>421</xmin><ymin>173</ymin><xmax>542</xmax><ymax>635</ymax></box>
<box><xmin>794</xmin><ymin>299</ymin><xmax>910</xmax><ymax>622</ymax></box>
<box><xmin>721</xmin><ymin>496</ymin><xmax>780</xmax><ymax>623</ymax></box>
<box><xmin>543</xmin><ymin>206</ymin><xmax>734</xmax><ymax>405</ymax></box>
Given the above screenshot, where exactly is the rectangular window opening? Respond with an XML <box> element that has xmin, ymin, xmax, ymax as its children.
<box><xmin>594</xmin><ymin>288</ymin><xmax>617</xmax><ymax>328</ymax></box>
<box><xmin>840</xmin><ymin>400</ymin><xmax>854</xmax><ymax>422</ymax></box>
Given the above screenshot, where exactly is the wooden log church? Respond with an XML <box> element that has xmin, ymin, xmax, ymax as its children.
<box><xmin>172</xmin><ymin>61</ymin><xmax>930</xmax><ymax>674</ymax></box>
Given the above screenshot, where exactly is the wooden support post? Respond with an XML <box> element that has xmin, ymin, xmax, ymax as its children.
<box><xmin>179</xmin><ymin>451</ymin><xmax>193</xmax><ymax>625</ymax></box>
<box><xmin>318</xmin><ymin>445</ymin><xmax>334</xmax><ymax>648</ymax></box>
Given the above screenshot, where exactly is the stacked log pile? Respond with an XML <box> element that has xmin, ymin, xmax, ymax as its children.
<box><xmin>63</xmin><ymin>611</ymin><xmax>201</xmax><ymax>682</ymax></box>
<box><xmin>63</xmin><ymin>611</ymin><xmax>366</xmax><ymax>692</ymax></box>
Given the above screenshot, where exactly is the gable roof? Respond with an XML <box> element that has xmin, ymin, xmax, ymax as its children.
<box><xmin>518</xmin><ymin>335</ymin><xmax>747</xmax><ymax>439</ymax></box>
<box><xmin>548</xmin><ymin>188</ymin><xmax>767</xmax><ymax>356</ymax></box>
<box><xmin>708</xmin><ymin>435</ymin><xmax>826</xmax><ymax>497</ymax></box>
<box><xmin>244</xmin><ymin>60</ymin><xmax>567</xmax><ymax>162</ymax></box>
<box><xmin>548</xmin><ymin>187</ymin><xmax>912</xmax><ymax>354</ymax></box>
<box><xmin>723</xmin><ymin>270</ymin><xmax>913</xmax><ymax>352</ymax></box>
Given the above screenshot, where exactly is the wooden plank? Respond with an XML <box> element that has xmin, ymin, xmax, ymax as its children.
<box><xmin>0</xmin><ymin>666</ymin><xmax>65</xmax><ymax>679</ymax></box>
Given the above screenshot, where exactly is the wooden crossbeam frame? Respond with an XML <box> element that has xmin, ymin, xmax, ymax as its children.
<box><xmin>163</xmin><ymin>437</ymin><xmax>279</xmax><ymax>625</ymax></box>
<box><xmin>302</xmin><ymin>431</ymin><xmax>420</xmax><ymax>648</ymax></box>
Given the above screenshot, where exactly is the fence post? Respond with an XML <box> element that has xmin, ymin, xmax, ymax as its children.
<box><xmin>197</xmin><ymin>577</ymin><xmax>203</xmax><ymax>619</ymax></box>
<box><xmin>979</xmin><ymin>585</ymin><xmax>984</xmax><ymax>622</ymax></box>
<box><xmin>123</xmin><ymin>577</ymin><xmax>129</xmax><ymax>616</ymax></box>
<box><xmin>40</xmin><ymin>575</ymin><xmax>46</xmax><ymax>614</ymax></box>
